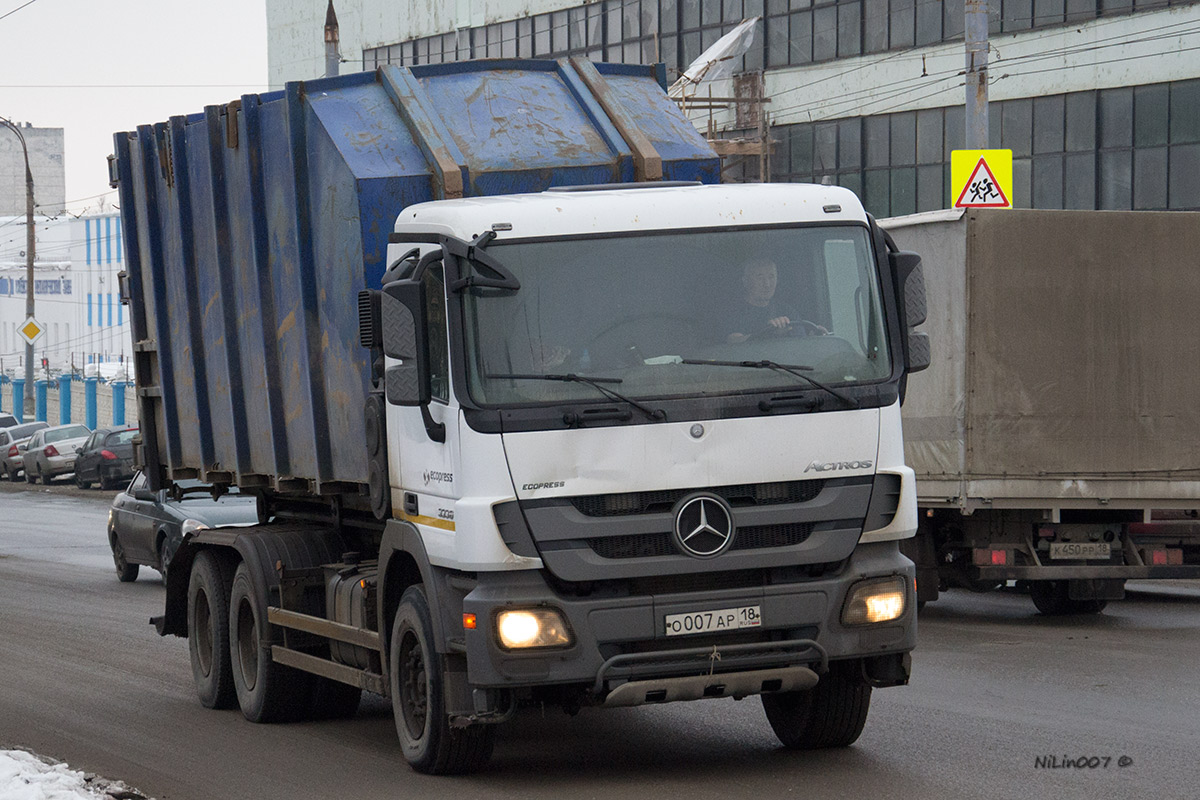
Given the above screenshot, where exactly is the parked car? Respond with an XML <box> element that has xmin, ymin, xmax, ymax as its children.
<box><xmin>107</xmin><ymin>472</ymin><xmax>259</xmax><ymax>582</ymax></box>
<box><xmin>21</xmin><ymin>423</ymin><xmax>91</xmax><ymax>484</ymax></box>
<box><xmin>1</xmin><ymin>421</ymin><xmax>50</xmax><ymax>481</ymax></box>
<box><xmin>0</xmin><ymin>412</ymin><xmax>17</xmax><ymax>428</ymax></box>
<box><xmin>74</xmin><ymin>427</ymin><xmax>138</xmax><ymax>490</ymax></box>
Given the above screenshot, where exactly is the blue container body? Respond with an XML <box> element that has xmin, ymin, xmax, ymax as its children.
<box><xmin>113</xmin><ymin>60</ymin><xmax>720</xmax><ymax>493</ymax></box>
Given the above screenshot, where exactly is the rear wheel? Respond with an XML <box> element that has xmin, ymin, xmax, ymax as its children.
<box><xmin>109</xmin><ymin>530</ymin><xmax>139</xmax><ymax>582</ymax></box>
<box><xmin>8</xmin><ymin>466</ymin><xmax>20</xmax><ymax>482</ymax></box>
<box><xmin>228</xmin><ymin>562</ymin><xmax>314</xmax><ymax>722</ymax></box>
<box><xmin>391</xmin><ymin>585</ymin><xmax>494</xmax><ymax>774</ymax></box>
<box><xmin>762</xmin><ymin>662</ymin><xmax>872</xmax><ymax>749</ymax></box>
<box><xmin>75</xmin><ymin>471</ymin><xmax>91</xmax><ymax>489</ymax></box>
<box><xmin>99</xmin><ymin>473</ymin><xmax>114</xmax><ymax>491</ymax></box>
<box><xmin>1030</xmin><ymin>581</ymin><xmax>1107</xmax><ymax>615</ymax></box>
<box><xmin>25</xmin><ymin>466</ymin><xmax>36</xmax><ymax>484</ymax></box>
<box><xmin>188</xmin><ymin>550</ymin><xmax>238</xmax><ymax>708</ymax></box>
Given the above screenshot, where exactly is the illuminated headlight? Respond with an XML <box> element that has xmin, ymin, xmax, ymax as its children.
<box><xmin>495</xmin><ymin>608</ymin><xmax>572</xmax><ymax>650</ymax></box>
<box><xmin>180</xmin><ymin>519</ymin><xmax>210</xmax><ymax>538</ymax></box>
<box><xmin>841</xmin><ymin>576</ymin><xmax>908</xmax><ymax>626</ymax></box>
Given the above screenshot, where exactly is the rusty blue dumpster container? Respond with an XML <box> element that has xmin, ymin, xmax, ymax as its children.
<box><xmin>113</xmin><ymin>59</ymin><xmax>719</xmax><ymax>494</ymax></box>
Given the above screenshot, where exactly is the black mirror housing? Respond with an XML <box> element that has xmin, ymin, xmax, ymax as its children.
<box><xmin>380</xmin><ymin>280</ymin><xmax>431</xmax><ymax>407</ymax></box>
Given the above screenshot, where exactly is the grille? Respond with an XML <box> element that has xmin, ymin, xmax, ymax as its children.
<box><xmin>571</xmin><ymin>479</ymin><xmax>826</xmax><ymax>517</ymax></box>
<box><xmin>587</xmin><ymin>522</ymin><xmax>815</xmax><ymax>560</ymax></box>
<box><xmin>588</xmin><ymin>533</ymin><xmax>676</xmax><ymax>559</ymax></box>
<box><xmin>730</xmin><ymin>523</ymin><xmax>815</xmax><ymax>550</ymax></box>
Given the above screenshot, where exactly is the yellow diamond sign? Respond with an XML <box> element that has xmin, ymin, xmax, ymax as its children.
<box><xmin>18</xmin><ymin>317</ymin><xmax>45</xmax><ymax>346</ymax></box>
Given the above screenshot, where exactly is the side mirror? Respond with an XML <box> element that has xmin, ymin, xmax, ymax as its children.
<box><xmin>888</xmin><ymin>250</ymin><xmax>930</xmax><ymax>374</ymax></box>
<box><xmin>75</xmin><ymin>446</ymin><xmax>83</xmax><ymax>455</ymax></box>
<box><xmin>133</xmin><ymin>488</ymin><xmax>156</xmax><ymax>501</ymax></box>
<box><xmin>379</xmin><ymin>283</ymin><xmax>430</xmax><ymax>407</ymax></box>
<box><xmin>889</xmin><ymin>250</ymin><xmax>927</xmax><ymax>329</ymax></box>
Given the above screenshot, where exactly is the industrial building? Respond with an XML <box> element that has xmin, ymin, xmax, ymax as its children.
<box><xmin>0</xmin><ymin>212</ymin><xmax>131</xmax><ymax>376</ymax></box>
<box><xmin>262</xmin><ymin>1</ymin><xmax>1200</xmax><ymax>215</ymax></box>
<box><xmin>0</xmin><ymin>122</ymin><xmax>66</xmax><ymax>217</ymax></box>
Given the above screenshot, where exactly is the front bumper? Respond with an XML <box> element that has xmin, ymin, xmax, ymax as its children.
<box><xmin>459</xmin><ymin>540</ymin><xmax>915</xmax><ymax>697</ymax></box>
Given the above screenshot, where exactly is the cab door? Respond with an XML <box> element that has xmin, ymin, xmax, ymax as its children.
<box><xmin>387</xmin><ymin>263</ymin><xmax>461</xmax><ymax>563</ymax></box>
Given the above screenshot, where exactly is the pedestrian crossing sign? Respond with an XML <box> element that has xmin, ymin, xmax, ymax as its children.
<box><xmin>951</xmin><ymin>149</ymin><xmax>1012</xmax><ymax>209</ymax></box>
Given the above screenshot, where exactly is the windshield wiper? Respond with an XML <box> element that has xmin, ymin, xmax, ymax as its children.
<box><xmin>680</xmin><ymin>359</ymin><xmax>858</xmax><ymax>408</ymax></box>
<box><xmin>487</xmin><ymin>373</ymin><xmax>666</xmax><ymax>421</ymax></box>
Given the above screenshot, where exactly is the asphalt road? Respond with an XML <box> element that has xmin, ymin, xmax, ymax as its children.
<box><xmin>1</xmin><ymin>482</ymin><xmax>1197</xmax><ymax>800</ymax></box>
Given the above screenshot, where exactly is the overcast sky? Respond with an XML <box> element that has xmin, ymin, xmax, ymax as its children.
<box><xmin>0</xmin><ymin>0</ymin><xmax>268</xmax><ymax>216</ymax></box>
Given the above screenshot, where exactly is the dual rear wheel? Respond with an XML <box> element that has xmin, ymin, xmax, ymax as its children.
<box><xmin>186</xmin><ymin>552</ymin><xmax>362</xmax><ymax>722</ymax></box>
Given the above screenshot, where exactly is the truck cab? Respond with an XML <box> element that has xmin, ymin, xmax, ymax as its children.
<box><xmin>359</xmin><ymin>181</ymin><xmax>926</xmax><ymax>769</ymax></box>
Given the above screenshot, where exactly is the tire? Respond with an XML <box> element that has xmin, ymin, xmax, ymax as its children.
<box><xmin>109</xmin><ymin>529</ymin><xmax>140</xmax><ymax>582</ymax></box>
<box><xmin>8</xmin><ymin>466</ymin><xmax>20</xmax><ymax>482</ymax></box>
<box><xmin>761</xmin><ymin>661</ymin><xmax>872</xmax><ymax>750</ymax></box>
<box><xmin>75</xmin><ymin>471</ymin><xmax>91</xmax><ymax>490</ymax></box>
<box><xmin>99</xmin><ymin>473</ymin><xmax>114</xmax><ymax>491</ymax></box>
<box><xmin>228</xmin><ymin>561</ymin><xmax>315</xmax><ymax>723</ymax></box>
<box><xmin>390</xmin><ymin>585</ymin><xmax>494</xmax><ymax>774</ymax></box>
<box><xmin>1030</xmin><ymin>581</ymin><xmax>1108</xmax><ymax>615</ymax></box>
<box><xmin>25</xmin><ymin>466</ymin><xmax>35</xmax><ymax>484</ymax></box>
<box><xmin>188</xmin><ymin>550</ymin><xmax>238</xmax><ymax>709</ymax></box>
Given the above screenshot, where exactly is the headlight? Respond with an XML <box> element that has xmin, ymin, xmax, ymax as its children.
<box><xmin>841</xmin><ymin>576</ymin><xmax>908</xmax><ymax>625</ymax></box>
<box><xmin>495</xmin><ymin>608</ymin><xmax>572</xmax><ymax>650</ymax></box>
<box><xmin>180</xmin><ymin>519</ymin><xmax>210</xmax><ymax>538</ymax></box>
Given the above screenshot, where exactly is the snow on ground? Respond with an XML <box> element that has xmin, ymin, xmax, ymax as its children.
<box><xmin>0</xmin><ymin>749</ymin><xmax>143</xmax><ymax>800</ymax></box>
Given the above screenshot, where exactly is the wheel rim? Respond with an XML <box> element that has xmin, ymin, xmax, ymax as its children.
<box><xmin>159</xmin><ymin>541</ymin><xmax>170</xmax><ymax>577</ymax></box>
<box><xmin>194</xmin><ymin>587</ymin><xmax>213</xmax><ymax>676</ymax></box>
<box><xmin>236</xmin><ymin>597</ymin><xmax>258</xmax><ymax>689</ymax></box>
<box><xmin>398</xmin><ymin>629</ymin><xmax>428</xmax><ymax>739</ymax></box>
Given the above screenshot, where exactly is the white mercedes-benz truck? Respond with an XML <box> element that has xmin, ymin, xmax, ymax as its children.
<box><xmin>115</xmin><ymin>62</ymin><xmax>929</xmax><ymax>775</ymax></box>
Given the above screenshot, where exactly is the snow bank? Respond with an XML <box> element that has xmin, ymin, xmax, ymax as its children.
<box><xmin>0</xmin><ymin>750</ymin><xmax>113</xmax><ymax>799</ymax></box>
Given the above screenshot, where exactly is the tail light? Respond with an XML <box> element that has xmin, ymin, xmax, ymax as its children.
<box><xmin>6</xmin><ymin>446</ymin><xmax>16</xmax><ymax>458</ymax></box>
<box><xmin>44</xmin><ymin>445</ymin><xmax>59</xmax><ymax>457</ymax></box>
<box><xmin>100</xmin><ymin>449</ymin><xmax>117</xmax><ymax>460</ymax></box>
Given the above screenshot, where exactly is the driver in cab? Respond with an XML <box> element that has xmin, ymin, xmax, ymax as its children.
<box><xmin>725</xmin><ymin>258</ymin><xmax>826</xmax><ymax>343</ymax></box>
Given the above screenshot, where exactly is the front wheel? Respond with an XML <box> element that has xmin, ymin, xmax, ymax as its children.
<box><xmin>390</xmin><ymin>585</ymin><xmax>494</xmax><ymax>774</ymax></box>
<box><xmin>109</xmin><ymin>530</ymin><xmax>139</xmax><ymax>582</ymax></box>
<box><xmin>761</xmin><ymin>662</ymin><xmax>872</xmax><ymax>749</ymax></box>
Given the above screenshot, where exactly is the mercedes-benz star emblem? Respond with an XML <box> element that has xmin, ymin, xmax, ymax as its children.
<box><xmin>673</xmin><ymin>494</ymin><xmax>735</xmax><ymax>558</ymax></box>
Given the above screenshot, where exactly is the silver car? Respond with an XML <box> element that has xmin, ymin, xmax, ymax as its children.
<box><xmin>21</xmin><ymin>423</ymin><xmax>91</xmax><ymax>484</ymax></box>
<box><xmin>1</xmin><ymin>421</ymin><xmax>50</xmax><ymax>480</ymax></box>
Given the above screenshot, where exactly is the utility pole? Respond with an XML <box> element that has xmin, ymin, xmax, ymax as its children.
<box><xmin>324</xmin><ymin>1</ymin><xmax>340</xmax><ymax>79</ymax></box>
<box><xmin>1</xmin><ymin>116</ymin><xmax>36</xmax><ymax>419</ymax></box>
<box><xmin>964</xmin><ymin>0</ymin><xmax>989</xmax><ymax>149</ymax></box>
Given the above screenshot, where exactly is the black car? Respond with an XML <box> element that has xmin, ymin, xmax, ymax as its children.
<box><xmin>107</xmin><ymin>472</ymin><xmax>259</xmax><ymax>582</ymax></box>
<box><xmin>74</xmin><ymin>427</ymin><xmax>138</xmax><ymax>489</ymax></box>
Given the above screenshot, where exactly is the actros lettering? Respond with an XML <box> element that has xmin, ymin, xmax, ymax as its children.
<box><xmin>803</xmin><ymin>459</ymin><xmax>874</xmax><ymax>473</ymax></box>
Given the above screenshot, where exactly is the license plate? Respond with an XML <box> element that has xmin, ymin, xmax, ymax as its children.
<box><xmin>664</xmin><ymin>605</ymin><xmax>761</xmax><ymax>637</ymax></box>
<box><xmin>1049</xmin><ymin>542</ymin><xmax>1111</xmax><ymax>559</ymax></box>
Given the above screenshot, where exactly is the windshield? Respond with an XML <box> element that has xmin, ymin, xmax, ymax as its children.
<box><xmin>45</xmin><ymin>425</ymin><xmax>90</xmax><ymax>443</ymax></box>
<box><xmin>462</xmin><ymin>225</ymin><xmax>891</xmax><ymax>406</ymax></box>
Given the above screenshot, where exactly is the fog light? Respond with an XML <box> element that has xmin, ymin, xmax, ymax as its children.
<box><xmin>495</xmin><ymin>608</ymin><xmax>572</xmax><ymax>650</ymax></box>
<box><xmin>841</xmin><ymin>576</ymin><xmax>908</xmax><ymax>626</ymax></box>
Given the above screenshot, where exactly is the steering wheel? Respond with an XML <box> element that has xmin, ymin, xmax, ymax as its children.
<box><xmin>742</xmin><ymin>319</ymin><xmax>827</xmax><ymax>341</ymax></box>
